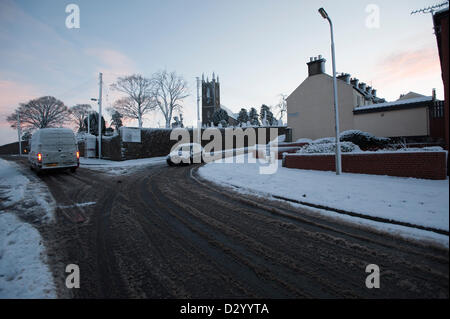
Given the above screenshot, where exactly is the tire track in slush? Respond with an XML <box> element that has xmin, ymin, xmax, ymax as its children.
<box><xmin>9</xmin><ymin>154</ymin><xmax>447</xmax><ymax>299</ymax></box>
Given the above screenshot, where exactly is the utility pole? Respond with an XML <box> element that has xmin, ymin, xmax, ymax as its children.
<box><xmin>98</xmin><ymin>72</ymin><xmax>103</xmax><ymax>159</ymax></box>
<box><xmin>17</xmin><ymin>113</ymin><xmax>22</xmax><ymax>156</ymax></box>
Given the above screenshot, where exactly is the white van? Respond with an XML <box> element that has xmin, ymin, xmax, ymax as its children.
<box><xmin>28</xmin><ymin>128</ymin><xmax>80</xmax><ymax>173</ymax></box>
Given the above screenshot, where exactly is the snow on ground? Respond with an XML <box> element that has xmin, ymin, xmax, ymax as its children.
<box><xmin>0</xmin><ymin>158</ymin><xmax>55</xmax><ymax>222</ymax></box>
<box><xmin>79</xmin><ymin>156</ymin><xmax>167</xmax><ymax>175</ymax></box>
<box><xmin>0</xmin><ymin>213</ymin><xmax>56</xmax><ymax>298</ymax></box>
<box><xmin>0</xmin><ymin>158</ymin><xmax>56</xmax><ymax>298</ymax></box>
<box><xmin>79</xmin><ymin>147</ymin><xmax>257</xmax><ymax>175</ymax></box>
<box><xmin>0</xmin><ymin>159</ymin><xmax>29</xmax><ymax>207</ymax></box>
<box><xmin>198</xmin><ymin>154</ymin><xmax>449</xmax><ymax>247</ymax></box>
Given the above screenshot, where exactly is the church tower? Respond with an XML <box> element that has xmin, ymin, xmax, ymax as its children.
<box><xmin>202</xmin><ymin>73</ymin><xmax>220</xmax><ymax>125</ymax></box>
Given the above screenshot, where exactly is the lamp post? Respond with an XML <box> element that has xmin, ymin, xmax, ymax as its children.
<box><xmin>319</xmin><ymin>7</ymin><xmax>342</xmax><ymax>175</ymax></box>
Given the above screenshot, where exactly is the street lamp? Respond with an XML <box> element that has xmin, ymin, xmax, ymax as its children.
<box><xmin>318</xmin><ymin>7</ymin><xmax>342</xmax><ymax>175</ymax></box>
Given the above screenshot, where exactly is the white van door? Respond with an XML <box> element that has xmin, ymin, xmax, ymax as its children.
<box><xmin>41</xmin><ymin>131</ymin><xmax>77</xmax><ymax>167</ymax></box>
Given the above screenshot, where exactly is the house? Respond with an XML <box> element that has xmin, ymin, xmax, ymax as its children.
<box><xmin>286</xmin><ymin>56</ymin><xmax>444</xmax><ymax>143</ymax></box>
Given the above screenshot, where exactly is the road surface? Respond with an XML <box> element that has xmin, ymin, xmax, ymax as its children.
<box><xmin>6</xmin><ymin>156</ymin><xmax>449</xmax><ymax>298</ymax></box>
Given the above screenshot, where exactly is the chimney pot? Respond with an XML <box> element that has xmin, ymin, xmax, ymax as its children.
<box><xmin>337</xmin><ymin>73</ymin><xmax>351</xmax><ymax>84</ymax></box>
<box><xmin>350</xmin><ymin>78</ymin><xmax>359</xmax><ymax>88</ymax></box>
<box><xmin>307</xmin><ymin>55</ymin><xmax>326</xmax><ymax>76</ymax></box>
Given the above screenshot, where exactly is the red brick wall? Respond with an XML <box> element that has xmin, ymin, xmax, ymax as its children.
<box><xmin>283</xmin><ymin>152</ymin><xmax>448</xmax><ymax>180</ymax></box>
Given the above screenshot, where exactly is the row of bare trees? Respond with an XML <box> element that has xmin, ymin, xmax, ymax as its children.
<box><xmin>110</xmin><ymin>70</ymin><xmax>188</xmax><ymax>128</ymax></box>
<box><xmin>6</xmin><ymin>69</ymin><xmax>188</xmax><ymax>136</ymax></box>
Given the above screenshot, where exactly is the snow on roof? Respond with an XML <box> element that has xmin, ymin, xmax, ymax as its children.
<box><xmin>220</xmin><ymin>104</ymin><xmax>238</xmax><ymax>120</ymax></box>
<box><xmin>354</xmin><ymin>96</ymin><xmax>433</xmax><ymax>112</ymax></box>
<box><xmin>38</xmin><ymin>128</ymin><xmax>74</xmax><ymax>133</ymax></box>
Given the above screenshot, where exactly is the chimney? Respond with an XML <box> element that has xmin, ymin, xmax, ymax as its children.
<box><xmin>432</xmin><ymin>88</ymin><xmax>436</xmax><ymax>100</ymax></box>
<box><xmin>307</xmin><ymin>55</ymin><xmax>326</xmax><ymax>76</ymax></box>
<box><xmin>366</xmin><ymin>86</ymin><xmax>372</xmax><ymax>94</ymax></box>
<box><xmin>350</xmin><ymin>78</ymin><xmax>359</xmax><ymax>88</ymax></box>
<box><xmin>359</xmin><ymin>82</ymin><xmax>367</xmax><ymax>92</ymax></box>
<box><xmin>371</xmin><ymin>89</ymin><xmax>377</xmax><ymax>97</ymax></box>
<box><xmin>337</xmin><ymin>73</ymin><xmax>351</xmax><ymax>84</ymax></box>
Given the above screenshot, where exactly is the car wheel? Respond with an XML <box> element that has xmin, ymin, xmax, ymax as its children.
<box><xmin>167</xmin><ymin>158</ymin><xmax>175</xmax><ymax>166</ymax></box>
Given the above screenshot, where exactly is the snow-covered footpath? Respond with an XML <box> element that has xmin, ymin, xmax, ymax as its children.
<box><xmin>198</xmin><ymin>154</ymin><xmax>449</xmax><ymax>247</ymax></box>
<box><xmin>0</xmin><ymin>157</ymin><xmax>56</xmax><ymax>298</ymax></box>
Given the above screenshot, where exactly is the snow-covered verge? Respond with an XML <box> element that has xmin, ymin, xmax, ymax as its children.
<box><xmin>0</xmin><ymin>158</ymin><xmax>55</xmax><ymax>222</ymax></box>
<box><xmin>198</xmin><ymin>155</ymin><xmax>449</xmax><ymax>247</ymax></box>
<box><xmin>0</xmin><ymin>213</ymin><xmax>56</xmax><ymax>298</ymax></box>
<box><xmin>0</xmin><ymin>158</ymin><xmax>56</xmax><ymax>298</ymax></box>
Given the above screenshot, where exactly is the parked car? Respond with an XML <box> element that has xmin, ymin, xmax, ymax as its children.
<box><xmin>28</xmin><ymin>128</ymin><xmax>80</xmax><ymax>173</ymax></box>
<box><xmin>166</xmin><ymin>143</ymin><xmax>204</xmax><ymax>166</ymax></box>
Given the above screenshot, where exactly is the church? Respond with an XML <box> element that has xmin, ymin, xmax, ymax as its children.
<box><xmin>201</xmin><ymin>73</ymin><xmax>238</xmax><ymax>126</ymax></box>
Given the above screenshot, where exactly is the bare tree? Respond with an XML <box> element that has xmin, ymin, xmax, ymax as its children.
<box><xmin>110</xmin><ymin>74</ymin><xmax>155</xmax><ymax>128</ymax></box>
<box><xmin>274</xmin><ymin>93</ymin><xmax>288</xmax><ymax>122</ymax></box>
<box><xmin>151</xmin><ymin>70</ymin><xmax>189</xmax><ymax>128</ymax></box>
<box><xmin>7</xmin><ymin>96</ymin><xmax>69</xmax><ymax>130</ymax></box>
<box><xmin>69</xmin><ymin>104</ymin><xmax>92</xmax><ymax>132</ymax></box>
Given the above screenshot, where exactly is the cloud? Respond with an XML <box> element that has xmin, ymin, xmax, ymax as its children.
<box><xmin>0</xmin><ymin>77</ymin><xmax>41</xmax><ymax>145</ymax></box>
<box><xmin>0</xmin><ymin>78</ymin><xmax>39</xmax><ymax>120</ymax></box>
<box><xmin>373</xmin><ymin>47</ymin><xmax>441</xmax><ymax>82</ymax></box>
<box><xmin>84</xmin><ymin>47</ymin><xmax>138</xmax><ymax>108</ymax></box>
<box><xmin>85</xmin><ymin>48</ymin><xmax>136</xmax><ymax>78</ymax></box>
